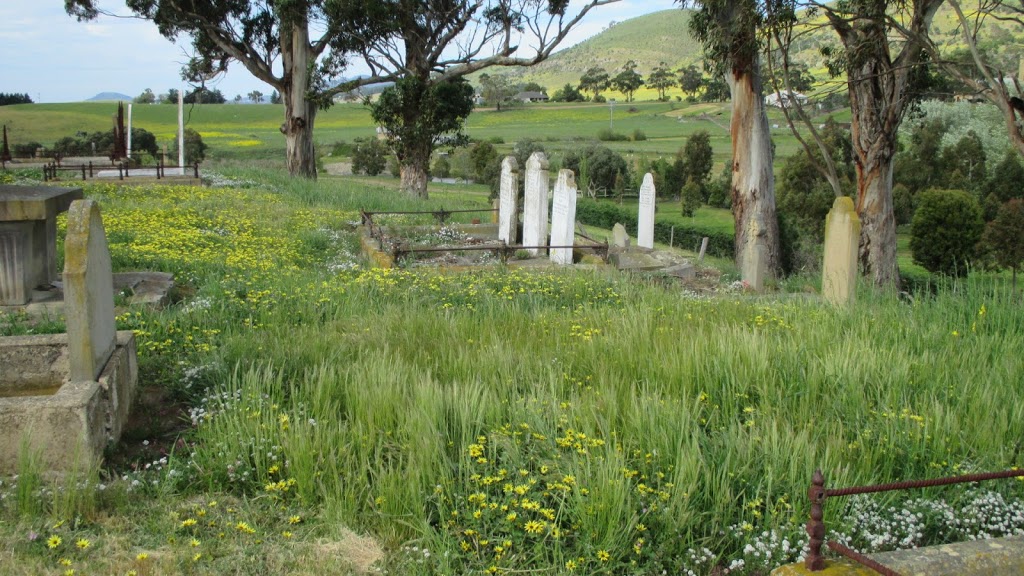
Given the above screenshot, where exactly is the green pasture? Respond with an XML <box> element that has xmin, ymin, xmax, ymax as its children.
<box><xmin>0</xmin><ymin>100</ymin><xmax>848</xmax><ymax>165</ymax></box>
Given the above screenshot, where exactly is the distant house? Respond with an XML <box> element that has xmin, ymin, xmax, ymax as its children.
<box><xmin>514</xmin><ymin>91</ymin><xmax>549</xmax><ymax>103</ymax></box>
<box><xmin>764</xmin><ymin>91</ymin><xmax>808</xmax><ymax>108</ymax></box>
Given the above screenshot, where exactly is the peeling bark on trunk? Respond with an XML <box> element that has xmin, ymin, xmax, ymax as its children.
<box><xmin>827</xmin><ymin>0</ymin><xmax>942</xmax><ymax>288</ymax></box>
<box><xmin>400</xmin><ymin>161</ymin><xmax>430</xmax><ymax>199</ymax></box>
<box><xmin>847</xmin><ymin>60</ymin><xmax>901</xmax><ymax>288</ymax></box>
<box><xmin>727</xmin><ymin>66</ymin><xmax>780</xmax><ymax>288</ymax></box>
<box><xmin>279</xmin><ymin>20</ymin><xmax>317</xmax><ymax>179</ymax></box>
<box><xmin>853</xmin><ymin>138</ymin><xmax>899</xmax><ymax>287</ymax></box>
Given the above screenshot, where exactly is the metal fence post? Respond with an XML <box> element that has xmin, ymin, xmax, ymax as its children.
<box><xmin>806</xmin><ymin>469</ymin><xmax>827</xmax><ymax>571</ymax></box>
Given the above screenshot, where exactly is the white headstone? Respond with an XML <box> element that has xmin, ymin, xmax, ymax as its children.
<box><xmin>498</xmin><ymin>156</ymin><xmax>519</xmax><ymax>244</ymax></box>
<box><xmin>549</xmin><ymin>169</ymin><xmax>578</xmax><ymax>265</ymax></box>
<box><xmin>63</xmin><ymin>199</ymin><xmax>117</xmax><ymax>382</ymax></box>
<box><xmin>522</xmin><ymin>152</ymin><xmax>550</xmax><ymax>255</ymax></box>
<box><xmin>637</xmin><ymin>172</ymin><xmax>656</xmax><ymax>249</ymax></box>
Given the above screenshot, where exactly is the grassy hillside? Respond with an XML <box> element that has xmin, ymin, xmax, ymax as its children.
<box><xmin>495</xmin><ymin>5</ymin><xmax>1024</xmax><ymax>101</ymax></box>
<box><xmin>500</xmin><ymin>10</ymin><xmax>701</xmax><ymax>94</ymax></box>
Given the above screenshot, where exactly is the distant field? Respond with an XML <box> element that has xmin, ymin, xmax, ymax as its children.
<box><xmin>0</xmin><ymin>100</ymin><xmax>851</xmax><ymax>168</ymax></box>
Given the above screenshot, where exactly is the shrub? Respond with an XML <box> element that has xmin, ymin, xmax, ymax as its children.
<box><xmin>597</xmin><ymin>128</ymin><xmax>628</xmax><ymax>142</ymax></box>
<box><xmin>174</xmin><ymin>128</ymin><xmax>208</xmax><ymax>164</ymax></box>
<box><xmin>706</xmin><ymin>161</ymin><xmax>732</xmax><ymax>209</ymax></box>
<box><xmin>681</xmin><ymin>179</ymin><xmax>702</xmax><ymax>217</ymax></box>
<box><xmin>562</xmin><ymin>145</ymin><xmax>627</xmax><ymax>197</ymax></box>
<box><xmin>433</xmin><ymin>155</ymin><xmax>451</xmax><ymax>179</ymax></box>
<box><xmin>575</xmin><ymin>198</ymin><xmax>734</xmax><ymax>258</ymax></box>
<box><xmin>11</xmin><ymin>141</ymin><xmax>42</xmax><ymax>158</ymax></box>
<box><xmin>329</xmin><ymin>141</ymin><xmax>354</xmax><ymax>157</ymax></box>
<box><xmin>910</xmin><ymin>188</ymin><xmax>984</xmax><ymax>277</ymax></box>
<box><xmin>980</xmin><ymin>198</ymin><xmax>1024</xmax><ymax>289</ymax></box>
<box><xmin>893</xmin><ymin>184</ymin><xmax>915</xmax><ymax>226</ymax></box>
<box><xmin>631</xmin><ymin>129</ymin><xmax>647</xmax><ymax>141</ymax></box>
<box><xmin>351</xmin><ymin>137</ymin><xmax>388</xmax><ymax>176</ymax></box>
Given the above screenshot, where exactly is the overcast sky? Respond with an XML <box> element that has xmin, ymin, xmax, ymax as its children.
<box><xmin>1</xmin><ymin>1</ymin><xmax>678</xmax><ymax>103</ymax></box>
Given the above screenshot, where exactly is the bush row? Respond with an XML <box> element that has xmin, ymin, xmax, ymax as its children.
<box><xmin>575</xmin><ymin>198</ymin><xmax>734</xmax><ymax>258</ymax></box>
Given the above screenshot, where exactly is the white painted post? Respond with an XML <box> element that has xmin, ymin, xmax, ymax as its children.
<box><xmin>177</xmin><ymin>88</ymin><xmax>185</xmax><ymax>169</ymax></box>
<box><xmin>127</xmin><ymin>103</ymin><xmax>132</xmax><ymax>159</ymax></box>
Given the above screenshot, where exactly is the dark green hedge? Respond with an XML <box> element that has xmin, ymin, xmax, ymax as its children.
<box><xmin>575</xmin><ymin>199</ymin><xmax>735</xmax><ymax>258</ymax></box>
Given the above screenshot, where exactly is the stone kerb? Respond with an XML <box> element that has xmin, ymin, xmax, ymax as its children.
<box><xmin>637</xmin><ymin>172</ymin><xmax>656</xmax><ymax>249</ymax></box>
<box><xmin>771</xmin><ymin>535</ymin><xmax>1024</xmax><ymax>575</ymax></box>
<box><xmin>522</xmin><ymin>152</ymin><xmax>550</xmax><ymax>255</ymax></box>
<box><xmin>549</xmin><ymin>169</ymin><xmax>578</xmax><ymax>265</ymax></box>
<box><xmin>498</xmin><ymin>156</ymin><xmax>519</xmax><ymax>244</ymax></box>
<box><xmin>822</xmin><ymin>197</ymin><xmax>861</xmax><ymax>306</ymax></box>
<box><xmin>63</xmin><ymin>199</ymin><xmax>117</xmax><ymax>382</ymax></box>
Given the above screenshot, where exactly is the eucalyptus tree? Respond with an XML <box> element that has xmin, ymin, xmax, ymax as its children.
<box><xmin>901</xmin><ymin>0</ymin><xmax>1024</xmax><ymax>161</ymax></box>
<box><xmin>66</xmin><ymin>0</ymin><xmax>619</xmax><ymax>196</ymax></box>
<box><xmin>579</xmin><ymin>66</ymin><xmax>612</xmax><ymax>100</ymax></box>
<box><xmin>686</xmin><ymin>0</ymin><xmax>781</xmax><ymax>285</ymax></box>
<box><xmin>807</xmin><ymin>0</ymin><xmax>943</xmax><ymax>287</ymax></box>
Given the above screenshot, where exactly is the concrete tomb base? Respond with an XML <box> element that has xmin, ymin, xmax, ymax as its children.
<box><xmin>0</xmin><ymin>331</ymin><xmax>137</xmax><ymax>474</ymax></box>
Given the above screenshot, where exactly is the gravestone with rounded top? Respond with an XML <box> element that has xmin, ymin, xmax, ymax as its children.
<box><xmin>63</xmin><ymin>199</ymin><xmax>117</xmax><ymax>382</ymax></box>
<box><xmin>822</xmin><ymin>197</ymin><xmax>861</xmax><ymax>306</ymax></box>
<box><xmin>549</xmin><ymin>169</ymin><xmax>578</xmax><ymax>265</ymax></box>
<box><xmin>637</xmin><ymin>173</ymin><xmax>656</xmax><ymax>249</ymax></box>
<box><xmin>498</xmin><ymin>156</ymin><xmax>519</xmax><ymax>244</ymax></box>
<box><xmin>522</xmin><ymin>152</ymin><xmax>550</xmax><ymax>255</ymax></box>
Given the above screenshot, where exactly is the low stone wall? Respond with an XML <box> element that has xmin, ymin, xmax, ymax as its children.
<box><xmin>771</xmin><ymin>535</ymin><xmax>1024</xmax><ymax>575</ymax></box>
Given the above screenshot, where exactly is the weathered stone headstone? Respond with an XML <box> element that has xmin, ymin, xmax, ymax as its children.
<box><xmin>522</xmin><ymin>152</ymin><xmax>550</xmax><ymax>255</ymax></box>
<box><xmin>637</xmin><ymin>173</ymin><xmax>656</xmax><ymax>249</ymax></box>
<box><xmin>822</xmin><ymin>197</ymin><xmax>861</xmax><ymax>306</ymax></box>
<box><xmin>611</xmin><ymin>223</ymin><xmax>630</xmax><ymax>248</ymax></box>
<box><xmin>498</xmin><ymin>156</ymin><xmax>519</xmax><ymax>244</ymax></box>
<box><xmin>63</xmin><ymin>199</ymin><xmax>117</xmax><ymax>382</ymax></box>
<box><xmin>549</xmin><ymin>169</ymin><xmax>578</xmax><ymax>265</ymax></box>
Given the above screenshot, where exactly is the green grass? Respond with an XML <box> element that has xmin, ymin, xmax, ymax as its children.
<box><xmin>1</xmin><ymin>168</ymin><xmax>1022</xmax><ymax>574</ymax></box>
<box><xmin>0</xmin><ymin>99</ymin><xmax>845</xmax><ymax>171</ymax></box>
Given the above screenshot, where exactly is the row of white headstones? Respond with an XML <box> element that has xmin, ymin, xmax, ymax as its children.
<box><xmin>497</xmin><ymin>151</ymin><xmax>657</xmax><ymax>264</ymax></box>
<box><xmin>494</xmin><ymin>151</ymin><xmax>860</xmax><ymax>306</ymax></box>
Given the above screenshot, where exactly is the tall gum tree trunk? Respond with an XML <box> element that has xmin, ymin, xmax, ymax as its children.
<box><xmin>847</xmin><ymin>67</ymin><xmax>901</xmax><ymax>288</ymax></box>
<box><xmin>398</xmin><ymin>78</ymin><xmax>431</xmax><ymax>199</ymax></box>
<box><xmin>280</xmin><ymin>20</ymin><xmax>317</xmax><ymax>179</ymax></box>
<box><xmin>400</xmin><ymin>148</ymin><xmax>430</xmax><ymax>199</ymax></box>
<box><xmin>727</xmin><ymin>66</ymin><xmax>780</xmax><ymax>288</ymax></box>
<box><xmin>853</xmin><ymin>140</ymin><xmax>899</xmax><ymax>287</ymax></box>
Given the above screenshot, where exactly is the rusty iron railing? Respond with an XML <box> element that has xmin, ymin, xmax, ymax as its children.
<box><xmin>361</xmin><ymin>207</ymin><xmax>497</xmax><ymax>226</ymax></box>
<box><xmin>806</xmin><ymin>468</ymin><xmax>1024</xmax><ymax>575</ymax></box>
<box><xmin>390</xmin><ymin>241</ymin><xmax>609</xmax><ymax>265</ymax></box>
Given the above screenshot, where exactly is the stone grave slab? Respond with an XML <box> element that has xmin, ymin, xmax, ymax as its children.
<box><xmin>822</xmin><ymin>197</ymin><xmax>860</xmax><ymax>306</ymax></box>
<box><xmin>522</xmin><ymin>152</ymin><xmax>550</xmax><ymax>255</ymax></box>
<box><xmin>498</xmin><ymin>156</ymin><xmax>519</xmax><ymax>244</ymax></box>
<box><xmin>63</xmin><ymin>199</ymin><xmax>117</xmax><ymax>382</ymax></box>
<box><xmin>611</xmin><ymin>223</ymin><xmax>630</xmax><ymax>248</ymax></box>
<box><xmin>637</xmin><ymin>173</ymin><xmax>656</xmax><ymax>249</ymax></box>
<box><xmin>549</xmin><ymin>170</ymin><xmax>578</xmax><ymax>265</ymax></box>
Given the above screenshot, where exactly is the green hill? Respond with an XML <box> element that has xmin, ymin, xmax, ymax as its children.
<box><xmin>490</xmin><ymin>5</ymin><xmax>1024</xmax><ymax>99</ymax></box>
<box><xmin>497</xmin><ymin>10</ymin><xmax>701</xmax><ymax>93</ymax></box>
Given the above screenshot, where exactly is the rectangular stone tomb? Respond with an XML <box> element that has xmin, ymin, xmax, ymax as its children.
<box><xmin>0</xmin><ymin>331</ymin><xmax>137</xmax><ymax>474</ymax></box>
<box><xmin>0</xmin><ymin>185</ymin><xmax>83</xmax><ymax>305</ymax></box>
